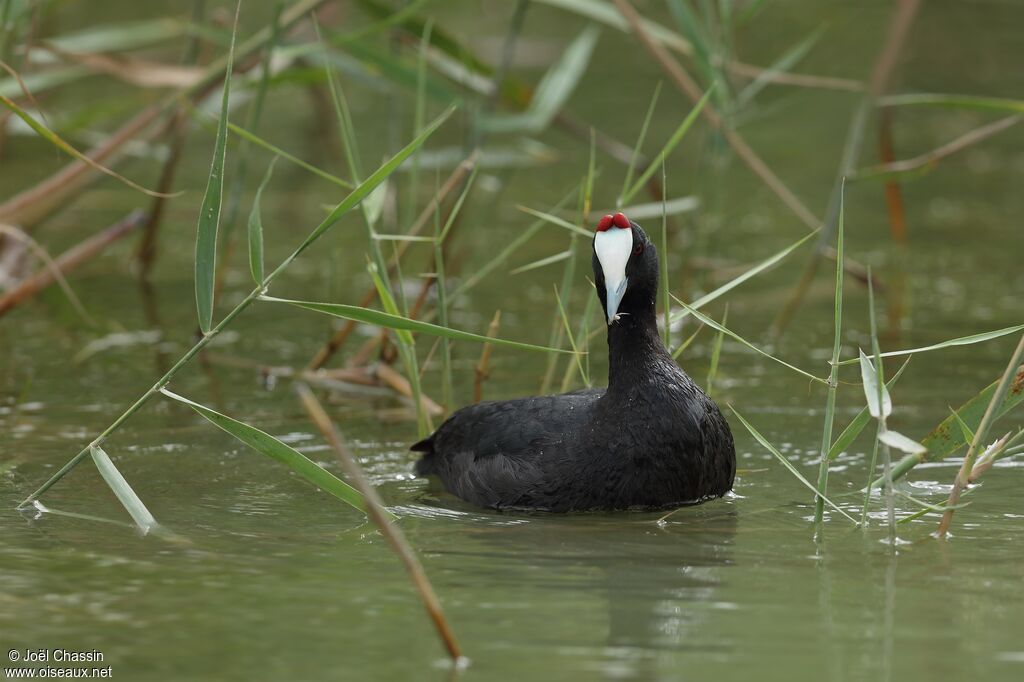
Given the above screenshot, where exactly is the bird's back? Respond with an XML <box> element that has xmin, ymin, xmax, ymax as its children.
<box><xmin>413</xmin><ymin>388</ymin><xmax>603</xmax><ymax>510</ymax></box>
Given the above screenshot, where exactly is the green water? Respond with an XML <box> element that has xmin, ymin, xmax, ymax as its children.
<box><xmin>3</xmin><ymin>2</ymin><xmax>1024</xmax><ymax>680</ymax></box>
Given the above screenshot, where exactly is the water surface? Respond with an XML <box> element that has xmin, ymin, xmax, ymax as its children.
<box><xmin>3</xmin><ymin>2</ymin><xmax>1024</xmax><ymax>680</ymax></box>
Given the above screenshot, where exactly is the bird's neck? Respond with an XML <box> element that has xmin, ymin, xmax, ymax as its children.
<box><xmin>606</xmin><ymin>306</ymin><xmax>673</xmax><ymax>394</ymax></box>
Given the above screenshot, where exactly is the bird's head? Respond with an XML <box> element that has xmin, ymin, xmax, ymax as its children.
<box><xmin>592</xmin><ymin>212</ymin><xmax>658</xmax><ymax>325</ymax></box>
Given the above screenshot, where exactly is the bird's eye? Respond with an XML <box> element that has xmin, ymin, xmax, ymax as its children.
<box><xmin>633</xmin><ymin>243</ymin><xmax>644</xmax><ymax>256</ymax></box>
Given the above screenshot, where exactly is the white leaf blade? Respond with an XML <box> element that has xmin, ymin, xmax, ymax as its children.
<box><xmin>879</xmin><ymin>430</ymin><xmax>927</xmax><ymax>455</ymax></box>
<box><xmin>859</xmin><ymin>349</ymin><xmax>892</xmax><ymax>418</ymax></box>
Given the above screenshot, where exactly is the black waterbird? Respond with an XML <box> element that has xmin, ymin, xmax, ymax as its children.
<box><xmin>413</xmin><ymin>213</ymin><xmax>736</xmax><ymax>512</ymax></box>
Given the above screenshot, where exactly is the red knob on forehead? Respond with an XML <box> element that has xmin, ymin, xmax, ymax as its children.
<box><xmin>612</xmin><ymin>212</ymin><xmax>630</xmax><ymax>229</ymax></box>
<box><xmin>596</xmin><ymin>214</ymin><xmax>614</xmax><ymax>232</ymax></box>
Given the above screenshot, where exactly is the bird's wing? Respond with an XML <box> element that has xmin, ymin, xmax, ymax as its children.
<box><xmin>413</xmin><ymin>388</ymin><xmax>603</xmax><ymax>508</ymax></box>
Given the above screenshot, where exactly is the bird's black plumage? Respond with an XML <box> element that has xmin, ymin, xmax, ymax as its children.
<box><xmin>413</xmin><ymin>218</ymin><xmax>735</xmax><ymax>512</ymax></box>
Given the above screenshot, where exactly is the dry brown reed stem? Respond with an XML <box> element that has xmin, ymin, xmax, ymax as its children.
<box><xmin>726</xmin><ymin>61</ymin><xmax>863</xmax><ymax>92</ymax></box>
<box><xmin>821</xmin><ymin>248</ymin><xmax>884</xmax><ymax>292</ymax></box>
<box><xmin>293</xmin><ymin>383</ymin><xmax>463</xmax><ymax>663</ymax></box>
<box><xmin>37</xmin><ymin>45</ymin><xmax>205</xmax><ymax>89</ymax></box>
<box><xmin>305</xmin><ymin>152</ymin><xmax>478</xmax><ymax>370</ymax></box>
<box><xmin>867</xmin><ymin>114</ymin><xmax>1021</xmax><ymax>180</ymax></box>
<box><xmin>938</xmin><ymin>335</ymin><xmax>1024</xmax><ymax>538</ymax></box>
<box><xmin>0</xmin><ymin>104</ymin><xmax>164</xmax><ymax>230</ymax></box>
<box><xmin>474</xmin><ymin>310</ymin><xmax>502</xmax><ymax>403</ymax></box>
<box><xmin>136</xmin><ymin>111</ymin><xmax>190</xmax><ymax>278</ymax></box>
<box><xmin>877</xmin><ymin>109</ymin><xmax>909</xmax><ymax>244</ymax></box>
<box><xmin>611</xmin><ymin>0</ymin><xmax>820</xmax><ymax>231</ymax></box>
<box><xmin>877</xmin><ymin>108</ymin><xmax>908</xmax><ymax>334</ymax></box>
<box><xmin>0</xmin><ymin>210</ymin><xmax>146</xmax><ymax>317</ymax></box>
<box><xmin>0</xmin><ymin>0</ymin><xmax>330</xmax><ymax>241</ymax></box>
<box><xmin>347</xmin><ymin>273</ymin><xmax>438</xmax><ymax>369</ymax></box>
<box><xmin>772</xmin><ymin>0</ymin><xmax>921</xmax><ymax>335</ymax></box>
<box><xmin>374</xmin><ymin>362</ymin><xmax>444</xmax><ymax>416</ymax></box>
<box><xmin>204</xmin><ymin>353</ymin><xmax>384</xmax><ymax>392</ymax></box>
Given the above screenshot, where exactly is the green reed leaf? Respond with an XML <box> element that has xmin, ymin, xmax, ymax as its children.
<box><xmin>730</xmin><ymin>407</ymin><xmax>858</xmax><ymax>524</ymax></box>
<box><xmin>90</xmin><ymin>446</ymin><xmax>159</xmax><ymax>534</ymax></box>
<box><xmin>260</xmin><ymin>296</ymin><xmax>575</xmax><ymax>355</ymax></box>
<box><xmin>159</xmin><ymin>388</ymin><xmax>376</xmax><ymax>517</ymax></box>
<box><xmin>879</xmin><ymin>93</ymin><xmax>1024</xmax><ymax>113</ymax></box>
<box><xmin>248</xmin><ymin>158</ymin><xmax>276</xmax><ymax>285</ymax></box>
<box><xmin>195</xmin><ymin>2</ymin><xmax>240</xmax><ymax>333</ymax></box>
<box><xmin>481</xmin><ymin>24</ymin><xmax>600</xmax><ymax>133</ymax></box>
<box><xmin>623</xmin><ymin>87</ymin><xmax>713</xmax><ymax>205</ymax></box>
<box><xmin>838</xmin><ymin>324</ymin><xmax>1024</xmax><ymax>366</ymax></box>
<box><xmin>828</xmin><ymin>358</ymin><xmax>910</xmax><ymax>461</ymax></box>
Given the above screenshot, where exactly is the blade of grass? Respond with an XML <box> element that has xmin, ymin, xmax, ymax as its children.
<box><xmin>853</xmin><ymin>115</ymin><xmax>1020</xmax><ymax>182</ymax></box>
<box><xmin>454</xmin><ymin>186</ymin><xmax>578</xmax><ymax>297</ymax></box>
<box><xmin>859</xmin><ymin>351</ymin><xmax>892</xmax><ymax>419</ymax></box>
<box><xmin>221</xmin><ymin>119</ymin><xmax>352</xmax><ymax>187</ymax></box>
<box><xmin>89</xmin><ymin>445</ymin><xmax>158</xmax><ymax>534</ymax></box>
<box><xmin>406</xmin><ymin>17</ymin><xmax>432</xmax><ymax>227</ymax></box>
<box><xmin>554</xmin><ymin>287</ymin><xmax>588</xmax><ymax>387</ymax></box>
<box><xmin>705</xmin><ymin>305</ymin><xmax>727</xmax><ymax>394</ymax></box>
<box><xmin>160</xmin><ymin>388</ymin><xmax>375</xmax><ymax>517</ymax></box>
<box><xmin>949</xmin><ymin>406</ymin><xmax>976</xmax><ymax>444</ymax></box>
<box><xmin>367</xmin><ymin>260</ymin><xmax>430</xmax><ymax>436</ymax></box>
<box><xmin>248</xmin><ymin>157</ymin><xmax>277</xmax><ymax>285</ymax></box>
<box><xmin>671</xmin><ymin>322</ymin><xmax>704</xmax><ymax>361</ymax></box>
<box><xmin>879</xmin><ymin>93</ymin><xmax>1024</xmax><ymax>113</ymax></box>
<box><xmin>675</xmin><ymin>300</ymin><xmax>825</xmax><ymax>384</ymax></box>
<box><xmin>621</xmin><ymin>88</ymin><xmax>713</xmax><ymax>205</ymax></box>
<box><xmin>293</xmin><ymin>383</ymin><xmax>462</xmax><ymax>661</ymax></box>
<box><xmin>836</xmin><ymin>324</ymin><xmax>1024</xmax><ymax>365</ymax></box>
<box><xmin>863</xmin><ymin>269</ymin><xmax>896</xmax><ymax>533</ymax></box>
<box><xmin>659</xmin><ymin>161</ymin><xmax>670</xmax><ymax>345</ymax></box>
<box><xmin>194</xmin><ymin>1</ymin><xmax>240</xmax><ymax>333</ymax></box>
<box><xmin>874</xmin><ymin>362</ymin><xmax>1024</xmax><ymax>488</ymax></box>
<box><xmin>510</xmin><ymin>249</ymin><xmax>573</xmax><ymax>275</ymax></box>
<box><xmin>828</xmin><ymin>357</ymin><xmax>910</xmax><ymax>460</ymax></box>
<box><xmin>669</xmin><ymin>229</ymin><xmax>816</xmax><ymax>325</ymax></box>
<box><xmin>17</xmin><ymin>101</ymin><xmax>453</xmax><ymax>510</ymax></box>
<box><xmin>516</xmin><ymin>205</ymin><xmax>592</xmax><ymax>237</ymax></box>
<box><xmin>262</xmin><ymin>296</ymin><xmax>575</xmax><ymax>355</ymax></box>
<box><xmin>735</xmin><ymin>25</ymin><xmax>823</xmax><ymax>108</ymax></box>
<box><xmin>434</xmin><ymin>166</ymin><xmax>478</xmax><ymax>413</ymax></box>
<box><xmin>938</xmin><ymin>332</ymin><xmax>1024</xmax><ymax>537</ymax></box>
<box><xmin>0</xmin><ymin>93</ymin><xmax>176</xmax><ymax>199</ymax></box>
<box><xmin>215</xmin><ymin>1</ymin><xmax>284</xmax><ymax>298</ymax></box>
<box><xmin>730</xmin><ymin>406</ymin><xmax>858</xmax><ymax>524</ymax></box>
<box><xmin>481</xmin><ymin>24</ymin><xmax>600</xmax><ymax>133</ymax></box>
<box><xmin>619</xmin><ymin>81</ymin><xmax>662</xmax><ymax>206</ymax></box>
<box><xmin>814</xmin><ymin>183</ymin><xmax>844</xmax><ymax>524</ymax></box>
<box><xmin>878</xmin><ymin>430</ymin><xmax>927</xmax><ymax>454</ymax></box>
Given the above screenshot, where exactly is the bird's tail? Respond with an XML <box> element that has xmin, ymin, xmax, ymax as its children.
<box><xmin>410</xmin><ymin>436</ymin><xmax>435</xmax><ymax>476</ymax></box>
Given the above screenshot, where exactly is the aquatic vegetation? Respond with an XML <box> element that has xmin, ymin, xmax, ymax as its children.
<box><xmin>1</xmin><ymin>0</ymin><xmax>1022</xmax><ymax>670</ymax></box>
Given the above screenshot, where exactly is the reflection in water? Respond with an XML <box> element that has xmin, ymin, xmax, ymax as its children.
<box><xmin>429</xmin><ymin>503</ymin><xmax>739</xmax><ymax>680</ymax></box>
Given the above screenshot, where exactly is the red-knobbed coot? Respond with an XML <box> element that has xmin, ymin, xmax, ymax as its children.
<box><xmin>413</xmin><ymin>212</ymin><xmax>736</xmax><ymax>512</ymax></box>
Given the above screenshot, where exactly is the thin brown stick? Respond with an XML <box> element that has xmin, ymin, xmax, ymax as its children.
<box><xmin>0</xmin><ymin>224</ymin><xmax>90</xmax><ymax>321</ymax></box>
<box><xmin>0</xmin><ymin>210</ymin><xmax>146</xmax><ymax>317</ymax></box>
<box><xmin>773</xmin><ymin>0</ymin><xmax>921</xmax><ymax>335</ymax></box>
<box><xmin>611</xmin><ymin>0</ymin><xmax>820</xmax><ymax>231</ymax></box>
<box><xmin>374</xmin><ymin>362</ymin><xmax>443</xmax><ymax>416</ymax></box>
<box><xmin>305</xmin><ymin>153</ymin><xmax>477</xmax><ymax>370</ymax></box>
<box><xmin>0</xmin><ymin>104</ymin><xmax>164</xmax><ymax>230</ymax></box>
<box><xmin>860</xmin><ymin>114</ymin><xmax>1021</xmax><ymax>180</ymax></box>
<box><xmin>968</xmin><ymin>431</ymin><xmax>1014</xmax><ymax>484</ymax></box>
<box><xmin>136</xmin><ymin>111</ymin><xmax>190</xmax><ymax>279</ymax></box>
<box><xmin>938</xmin><ymin>334</ymin><xmax>1024</xmax><ymax>537</ymax></box>
<box><xmin>294</xmin><ymin>383</ymin><xmax>463</xmax><ymax>663</ymax></box>
<box><xmin>878</xmin><ymin>107</ymin><xmax>908</xmax><ymax>335</ymax></box>
<box><xmin>727</xmin><ymin>61</ymin><xmax>863</xmax><ymax>93</ymax></box>
<box><xmin>474</xmin><ymin>310</ymin><xmax>502</xmax><ymax>403</ymax></box>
